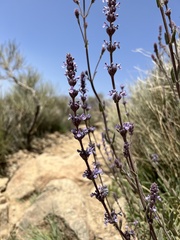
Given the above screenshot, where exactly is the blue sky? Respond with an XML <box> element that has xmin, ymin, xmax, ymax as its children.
<box><xmin>0</xmin><ymin>0</ymin><xmax>179</xmax><ymax>96</ymax></box>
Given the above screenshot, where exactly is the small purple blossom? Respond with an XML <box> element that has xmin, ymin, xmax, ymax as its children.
<box><xmin>83</xmin><ymin>161</ymin><xmax>103</xmax><ymax>179</ymax></box>
<box><xmin>69</xmin><ymin>87</ymin><xmax>79</xmax><ymax>99</ymax></box>
<box><xmin>104</xmin><ymin>62</ymin><xmax>121</xmax><ymax>79</ymax></box>
<box><xmin>133</xmin><ymin>220</ymin><xmax>139</xmax><ymax>226</ymax></box>
<box><xmin>87</xmin><ymin>126</ymin><xmax>96</xmax><ymax>133</ymax></box>
<box><xmin>123</xmin><ymin>142</ymin><xmax>130</xmax><ymax>158</ymax></box>
<box><xmin>103</xmin><ymin>23</ymin><xmax>119</xmax><ymax>37</ymax></box>
<box><xmin>104</xmin><ymin>210</ymin><xmax>121</xmax><ymax>225</ymax></box>
<box><xmin>78</xmin><ymin>143</ymin><xmax>95</xmax><ymax>161</ymax></box>
<box><xmin>69</xmin><ymin>113</ymin><xmax>89</xmax><ymax>127</ymax></box>
<box><xmin>71</xmin><ymin>128</ymin><xmax>88</xmax><ymax>140</ymax></box>
<box><xmin>82</xmin><ymin>169</ymin><xmax>93</xmax><ymax>179</ymax></box>
<box><xmin>69</xmin><ymin>100</ymin><xmax>80</xmax><ymax>113</ymax></box>
<box><xmin>102</xmin><ymin>0</ymin><xmax>120</xmax><ymax>23</ymax></box>
<box><xmin>116</xmin><ymin>122</ymin><xmax>134</xmax><ymax>138</ymax></box>
<box><xmin>91</xmin><ymin>185</ymin><xmax>108</xmax><ymax>201</ymax></box>
<box><xmin>64</xmin><ymin>54</ymin><xmax>78</xmax><ymax>83</ymax></box>
<box><xmin>85</xmin><ymin>113</ymin><xmax>91</xmax><ymax>120</ymax></box>
<box><xmin>145</xmin><ymin>183</ymin><xmax>161</xmax><ymax>221</ymax></box>
<box><xmin>109</xmin><ymin>86</ymin><xmax>126</xmax><ymax>103</ymax></box>
<box><xmin>79</xmin><ymin>72</ymin><xmax>86</xmax><ymax>92</ymax></box>
<box><xmin>81</xmin><ymin>102</ymin><xmax>91</xmax><ymax>111</ymax></box>
<box><xmin>150</xmin><ymin>153</ymin><xmax>159</xmax><ymax>163</ymax></box>
<box><xmin>123</xmin><ymin>122</ymin><xmax>134</xmax><ymax>135</ymax></box>
<box><xmin>92</xmin><ymin>161</ymin><xmax>103</xmax><ymax>176</ymax></box>
<box><xmin>79</xmin><ymin>72</ymin><xmax>93</xmax><ymax>114</ymax></box>
<box><xmin>109</xmin><ymin>89</ymin><xmax>124</xmax><ymax>103</ymax></box>
<box><xmin>114</xmin><ymin>158</ymin><xmax>122</xmax><ymax>168</ymax></box>
<box><xmin>103</xmin><ymin>40</ymin><xmax>120</xmax><ymax>53</ymax></box>
<box><xmin>124</xmin><ymin>226</ymin><xmax>135</xmax><ymax>240</ymax></box>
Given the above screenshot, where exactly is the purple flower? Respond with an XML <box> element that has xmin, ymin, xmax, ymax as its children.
<box><xmin>133</xmin><ymin>220</ymin><xmax>139</xmax><ymax>226</ymax></box>
<box><xmin>68</xmin><ymin>115</ymin><xmax>81</xmax><ymax>127</ymax></box>
<box><xmin>71</xmin><ymin>128</ymin><xmax>88</xmax><ymax>140</ymax></box>
<box><xmin>104</xmin><ymin>62</ymin><xmax>121</xmax><ymax>79</ymax></box>
<box><xmin>69</xmin><ymin>100</ymin><xmax>80</xmax><ymax>113</ymax></box>
<box><xmin>69</xmin><ymin>87</ymin><xmax>79</xmax><ymax>99</ymax></box>
<box><xmin>64</xmin><ymin>54</ymin><xmax>77</xmax><ymax>81</ymax></box>
<box><xmin>83</xmin><ymin>161</ymin><xmax>103</xmax><ymax>179</ymax></box>
<box><xmin>87</xmin><ymin>126</ymin><xmax>95</xmax><ymax>133</ymax></box>
<box><xmin>150</xmin><ymin>153</ymin><xmax>159</xmax><ymax>163</ymax></box>
<box><xmin>79</xmin><ymin>72</ymin><xmax>87</xmax><ymax>94</ymax></box>
<box><xmin>145</xmin><ymin>183</ymin><xmax>161</xmax><ymax>221</ymax></box>
<box><xmin>104</xmin><ymin>210</ymin><xmax>120</xmax><ymax>225</ymax></box>
<box><xmin>103</xmin><ymin>40</ymin><xmax>120</xmax><ymax>53</ymax></box>
<box><xmin>124</xmin><ymin>227</ymin><xmax>135</xmax><ymax>239</ymax></box>
<box><xmin>116</xmin><ymin>122</ymin><xmax>134</xmax><ymax>138</ymax></box>
<box><xmin>114</xmin><ymin>158</ymin><xmax>122</xmax><ymax>168</ymax></box>
<box><xmin>83</xmin><ymin>169</ymin><xmax>93</xmax><ymax>179</ymax></box>
<box><xmin>103</xmin><ymin>23</ymin><xmax>119</xmax><ymax>37</ymax></box>
<box><xmin>91</xmin><ymin>185</ymin><xmax>108</xmax><ymax>201</ymax></box>
<box><xmin>69</xmin><ymin>113</ymin><xmax>90</xmax><ymax>127</ymax></box>
<box><xmin>109</xmin><ymin>89</ymin><xmax>121</xmax><ymax>103</ymax></box>
<box><xmin>109</xmin><ymin>86</ymin><xmax>126</xmax><ymax>103</ymax></box>
<box><xmin>92</xmin><ymin>161</ymin><xmax>103</xmax><ymax>177</ymax></box>
<box><xmin>102</xmin><ymin>0</ymin><xmax>120</xmax><ymax>23</ymax></box>
<box><xmin>78</xmin><ymin>143</ymin><xmax>95</xmax><ymax>161</ymax></box>
<box><xmin>123</xmin><ymin>142</ymin><xmax>130</xmax><ymax>158</ymax></box>
<box><xmin>123</xmin><ymin>122</ymin><xmax>134</xmax><ymax>134</ymax></box>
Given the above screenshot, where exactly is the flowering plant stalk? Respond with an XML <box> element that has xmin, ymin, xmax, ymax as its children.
<box><xmin>64</xmin><ymin>53</ymin><xmax>127</xmax><ymax>239</ymax></box>
<box><xmin>153</xmin><ymin>0</ymin><xmax>180</xmax><ymax>100</ymax></box>
<box><xmin>64</xmin><ymin>0</ymin><xmax>177</xmax><ymax>239</ymax></box>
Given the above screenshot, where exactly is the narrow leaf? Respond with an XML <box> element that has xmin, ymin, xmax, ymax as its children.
<box><xmin>171</xmin><ymin>30</ymin><xmax>176</xmax><ymax>44</ymax></box>
<box><xmin>112</xmin><ymin>133</ymin><xmax>116</xmax><ymax>143</ymax></box>
<box><xmin>98</xmin><ymin>102</ymin><xmax>105</xmax><ymax>112</ymax></box>
<box><xmin>168</xmin><ymin>211</ymin><xmax>174</xmax><ymax>229</ymax></box>
<box><xmin>156</xmin><ymin>0</ymin><xmax>160</xmax><ymax>8</ymax></box>
<box><xmin>171</xmin><ymin>68</ymin><xmax>176</xmax><ymax>83</ymax></box>
<box><xmin>164</xmin><ymin>32</ymin><xmax>169</xmax><ymax>44</ymax></box>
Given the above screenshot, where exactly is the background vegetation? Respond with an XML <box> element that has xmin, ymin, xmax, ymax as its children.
<box><xmin>0</xmin><ymin>42</ymin><xmax>102</xmax><ymax>176</ymax></box>
<box><xmin>106</xmin><ymin>43</ymin><xmax>180</xmax><ymax>238</ymax></box>
<box><xmin>0</xmin><ymin>42</ymin><xmax>71</xmax><ymax>174</ymax></box>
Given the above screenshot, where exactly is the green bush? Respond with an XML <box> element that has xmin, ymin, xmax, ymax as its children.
<box><xmin>0</xmin><ymin>41</ymin><xmax>101</xmax><ymax>176</ymax></box>
<box><xmin>0</xmin><ymin>76</ymin><xmax>72</xmax><ymax>163</ymax></box>
<box><xmin>0</xmin><ymin>42</ymin><xmax>73</xmax><ymax>175</ymax></box>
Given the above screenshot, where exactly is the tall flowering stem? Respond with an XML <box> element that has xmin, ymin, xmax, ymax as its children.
<box><xmin>64</xmin><ymin>53</ymin><xmax>127</xmax><ymax>239</ymax></box>
<box><xmin>73</xmin><ymin>0</ymin><xmax>120</xmax><ymax>162</ymax></box>
<box><xmin>155</xmin><ymin>0</ymin><xmax>180</xmax><ymax>99</ymax></box>
<box><xmin>68</xmin><ymin>0</ymin><xmax>163</xmax><ymax>239</ymax></box>
<box><xmin>73</xmin><ymin>0</ymin><xmax>148</xmax><ymax>237</ymax></box>
<box><xmin>103</xmin><ymin>2</ymin><xmax>159</xmax><ymax>239</ymax></box>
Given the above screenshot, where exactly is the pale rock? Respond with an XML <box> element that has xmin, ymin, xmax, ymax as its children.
<box><xmin>3</xmin><ymin>133</ymin><xmax>125</xmax><ymax>239</ymax></box>
<box><xmin>0</xmin><ymin>203</ymin><xmax>9</xmax><ymax>231</ymax></box>
<box><xmin>6</xmin><ymin>153</ymin><xmax>88</xmax><ymax>200</ymax></box>
<box><xmin>0</xmin><ymin>178</ymin><xmax>9</xmax><ymax>192</ymax></box>
<box><xmin>16</xmin><ymin>179</ymin><xmax>93</xmax><ymax>240</ymax></box>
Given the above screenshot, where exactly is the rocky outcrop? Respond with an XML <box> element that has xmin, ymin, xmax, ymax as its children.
<box><xmin>0</xmin><ymin>133</ymin><xmax>125</xmax><ymax>240</ymax></box>
<box><xmin>15</xmin><ymin>179</ymin><xmax>92</xmax><ymax>240</ymax></box>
